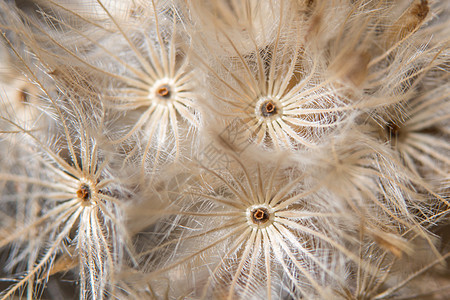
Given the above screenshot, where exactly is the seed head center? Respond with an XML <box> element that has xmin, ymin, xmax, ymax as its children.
<box><xmin>263</xmin><ymin>101</ymin><xmax>276</xmax><ymax>115</ymax></box>
<box><xmin>19</xmin><ymin>89</ymin><xmax>29</xmax><ymax>104</ymax></box>
<box><xmin>386</xmin><ymin>122</ymin><xmax>401</xmax><ymax>137</ymax></box>
<box><xmin>156</xmin><ymin>85</ymin><xmax>171</xmax><ymax>99</ymax></box>
<box><xmin>77</xmin><ymin>184</ymin><xmax>91</xmax><ymax>202</ymax></box>
<box><xmin>253</xmin><ymin>208</ymin><xmax>269</xmax><ymax>222</ymax></box>
<box><xmin>256</xmin><ymin>98</ymin><xmax>282</xmax><ymax>120</ymax></box>
<box><xmin>261</xmin><ymin>100</ymin><xmax>277</xmax><ymax>117</ymax></box>
<box><xmin>384</xmin><ymin>121</ymin><xmax>406</xmax><ymax>146</ymax></box>
<box><xmin>247</xmin><ymin>205</ymin><xmax>274</xmax><ymax>229</ymax></box>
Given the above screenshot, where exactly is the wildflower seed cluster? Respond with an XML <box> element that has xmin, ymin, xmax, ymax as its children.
<box><xmin>0</xmin><ymin>0</ymin><xmax>449</xmax><ymax>299</ymax></box>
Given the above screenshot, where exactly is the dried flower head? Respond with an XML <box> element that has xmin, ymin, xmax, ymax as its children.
<box><xmin>0</xmin><ymin>0</ymin><xmax>448</xmax><ymax>299</ymax></box>
<box><xmin>137</xmin><ymin>157</ymin><xmax>362</xmax><ymax>299</ymax></box>
<box><xmin>0</xmin><ymin>28</ymin><xmax>133</xmax><ymax>298</ymax></box>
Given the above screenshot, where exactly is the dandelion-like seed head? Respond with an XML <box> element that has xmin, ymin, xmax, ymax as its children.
<box><xmin>0</xmin><ymin>0</ymin><xmax>448</xmax><ymax>298</ymax></box>
<box><xmin>246</xmin><ymin>204</ymin><xmax>274</xmax><ymax>229</ymax></box>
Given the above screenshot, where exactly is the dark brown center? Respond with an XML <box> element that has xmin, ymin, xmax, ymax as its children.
<box><xmin>19</xmin><ymin>89</ymin><xmax>29</xmax><ymax>103</ymax></box>
<box><xmin>77</xmin><ymin>184</ymin><xmax>91</xmax><ymax>202</ymax></box>
<box><xmin>261</xmin><ymin>100</ymin><xmax>277</xmax><ymax>117</ymax></box>
<box><xmin>251</xmin><ymin>207</ymin><xmax>270</xmax><ymax>224</ymax></box>
<box><xmin>386</xmin><ymin>122</ymin><xmax>401</xmax><ymax>139</ymax></box>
